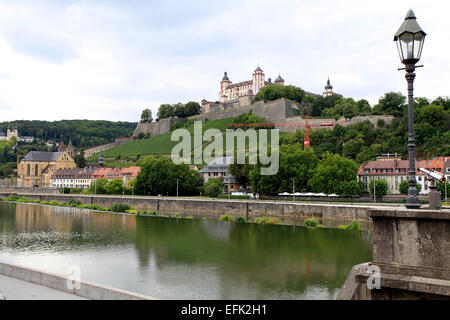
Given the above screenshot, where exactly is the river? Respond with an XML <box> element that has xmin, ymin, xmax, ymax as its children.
<box><xmin>0</xmin><ymin>201</ymin><xmax>372</xmax><ymax>299</ymax></box>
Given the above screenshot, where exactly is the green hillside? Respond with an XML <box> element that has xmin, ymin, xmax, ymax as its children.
<box><xmin>87</xmin><ymin>117</ymin><xmax>237</xmax><ymax>164</ymax></box>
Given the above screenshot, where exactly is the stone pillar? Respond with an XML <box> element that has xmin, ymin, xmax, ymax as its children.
<box><xmin>351</xmin><ymin>208</ymin><xmax>450</xmax><ymax>299</ymax></box>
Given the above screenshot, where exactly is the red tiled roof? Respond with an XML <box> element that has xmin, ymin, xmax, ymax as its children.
<box><xmin>358</xmin><ymin>156</ymin><xmax>450</xmax><ymax>176</ymax></box>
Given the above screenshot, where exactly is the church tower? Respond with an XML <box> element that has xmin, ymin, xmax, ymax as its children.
<box><xmin>219</xmin><ymin>72</ymin><xmax>231</xmax><ymax>102</ymax></box>
<box><xmin>323</xmin><ymin>78</ymin><xmax>334</xmax><ymax>97</ymax></box>
<box><xmin>252</xmin><ymin>66</ymin><xmax>265</xmax><ymax>94</ymax></box>
<box><xmin>66</xmin><ymin>139</ymin><xmax>75</xmax><ymax>158</ymax></box>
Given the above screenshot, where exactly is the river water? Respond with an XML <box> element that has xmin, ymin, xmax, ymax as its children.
<box><xmin>0</xmin><ymin>202</ymin><xmax>372</xmax><ymax>299</ymax></box>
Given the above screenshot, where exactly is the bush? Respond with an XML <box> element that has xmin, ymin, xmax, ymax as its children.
<box><xmin>254</xmin><ymin>217</ymin><xmax>282</xmax><ymax>225</ymax></box>
<box><xmin>69</xmin><ymin>200</ymin><xmax>81</xmax><ymax>207</ymax></box>
<box><xmin>338</xmin><ymin>220</ymin><xmax>360</xmax><ymax>230</ymax></box>
<box><xmin>235</xmin><ymin>216</ymin><xmax>246</xmax><ymax>223</ymax></box>
<box><xmin>125</xmin><ymin>209</ymin><xmax>138</xmax><ymax>214</ymax></box>
<box><xmin>346</xmin><ymin>220</ymin><xmax>360</xmax><ymax>230</ymax></box>
<box><xmin>110</xmin><ymin>204</ymin><xmax>132</xmax><ymax>212</ymax></box>
<box><xmin>204</xmin><ymin>178</ymin><xmax>223</xmax><ymax>198</ymax></box>
<box><xmin>48</xmin><ymin>200</ymin><xmax>62</xmax><ymax>206</ymax></box>
<box><xmin>304</xmin><ymin>218</ymin><xmax>319</xmax><ymax>228</ymax></box>
<box><xmin>220</xmin><ymin>214</ymin><xmax>232</xmax><ymax>222</ymax></box>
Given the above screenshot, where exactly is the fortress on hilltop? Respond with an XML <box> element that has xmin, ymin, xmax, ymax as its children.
<box><xmin>132</xmin><ymin>65</ymin><xmax>394</xmax><ymax>139</ymax></box>
<box><xmin>201</xmin><ymin>66</ymin><xmax>333</xmax><ymax>114</ymax></box>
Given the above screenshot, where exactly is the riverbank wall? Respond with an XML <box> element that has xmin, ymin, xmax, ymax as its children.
<box><xmin>0</xmin><ymin>192</ymin><xmax>401</xmax><ymax>223</ymax></box>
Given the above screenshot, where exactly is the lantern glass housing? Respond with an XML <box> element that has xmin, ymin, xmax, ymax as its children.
<box><xmin>394</xmin><ymin>9</ymin><xmax>426</xmax><ymax>64</ymax></box>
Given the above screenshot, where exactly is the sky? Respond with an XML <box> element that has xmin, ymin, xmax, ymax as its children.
<box><xmin>0</xmin><ymin>0</ymin><xmax>449</xmax><ymax>122</ymax></box>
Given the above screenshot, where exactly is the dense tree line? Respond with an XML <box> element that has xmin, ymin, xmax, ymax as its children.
<box><xmin>0</xmin><ymin>120</ymin><xmax>137</xmax><ymax>150</ymax></box>
<box><xmin>157</xmin><ymin>101</ymin><xmax>201</xmax><ymax>120</ymax></box>
<box><xmin>255</xmin><ymin>85</ymin><xmax>307</xmax><ymax>104</ymax></box>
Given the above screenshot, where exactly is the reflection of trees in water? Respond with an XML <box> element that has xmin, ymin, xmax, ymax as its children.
<box><xmin>0</xmin><ymin>203</ymin><xmax>136</xmax><ymax>251</ymax></box>
<box><xmin>133</xmin><ymin>216</ymin><xmax>372</xmax><ymax>295</ymax></box>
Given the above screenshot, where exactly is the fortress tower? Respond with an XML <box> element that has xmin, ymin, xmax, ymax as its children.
<box><xmin>252</xmin><ymin>66</ymin><xmax>265</xmax><ymax>94</ymax></box>
<box><xmin>323</xmin><ymin>78</ymin><xmax>334</xmax><ymax>97</ymax></box>
<box><xmin>220</xmin><ymin>72</ymin><xmax>231</xmax><ymax>101</ymax></box>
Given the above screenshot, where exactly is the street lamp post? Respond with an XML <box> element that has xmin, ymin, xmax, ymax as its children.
<box><xmin>394</xmin><ymin>9</ymin><xmax>426</xmax><ymax>209</ymax></box>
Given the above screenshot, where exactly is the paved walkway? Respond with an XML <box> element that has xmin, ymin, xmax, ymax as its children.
<box><xmin>0</xmin><ymin>274</ymin><xmax>87</xmax><ymax>300</ymax></box>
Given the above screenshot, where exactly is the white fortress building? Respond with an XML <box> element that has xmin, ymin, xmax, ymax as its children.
<box><xmin>219</xmin><ymin>66</ymin><xmax>285</xmax><ymax>103</ymax></box>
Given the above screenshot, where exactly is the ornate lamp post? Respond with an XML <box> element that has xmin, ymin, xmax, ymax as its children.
<box><xmin>394</xmin><ymin>9</ymin><xmax>426</xmax><ymax>209</ymax></box>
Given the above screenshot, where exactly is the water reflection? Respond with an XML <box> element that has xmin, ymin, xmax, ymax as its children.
<box><xmin>0</xmin><ymin>202</ymin><xmax>372</xmax><ymax>299</ymax></box>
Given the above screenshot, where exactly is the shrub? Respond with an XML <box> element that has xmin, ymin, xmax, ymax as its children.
<box><xmin>304</xmin><ymin>218</ymin><xmax>319</xmax><ymax>228</ymax></box>
<box><xmin>175</xmin><ymin>213</ymin><xmax>181</xmax><ymax>218</ymax></box>
<box><xmin>110</xmin><ymin>204</ymin><xmax>132</xmax><ymax>212</ymax></box>
<box><xmin>69</xmin><ymin>200</ymin><xmax>81</xmax><ymax>207</ymax></box>
<box><xmin>220</xmin><ymin>214</ymin><xmax>232</xmax><ymax>222</ymax></box>
<box><xmin>148</xmin><ymin>210</ymin><xmax>158</xmax><ymax>216</ymax></box>
<box><xmin>338</xmin><ymin>220</ymin><xmax>360</xmax><ymax>230</ymax></box>
<box><xmin>204</xmin><ymin>178</ymin><xmax>223</xmax><ymax>198</ymax></box>
<box><xmin>254</xmin><ymin>217</ymin><xmax>282</xmax><ymax>225</ymax></box>
<box><xmin>48</xmin><ymin>200</ymin><xmax>62</xmax><ymax>206</ymax></box>
<box><xmin>125</xmin><ymin>209</ymin><xmax>138</xmax><ymax>214</ymax></box>
<box><xmin>346</xmin><ymin>220</ymin><xmax>360</xmax><ymax>230</ymax></box>
<box><xmin>235</xmin><ymin>216</ymin><xmax>246</xmax><ymax>223</ymax></box>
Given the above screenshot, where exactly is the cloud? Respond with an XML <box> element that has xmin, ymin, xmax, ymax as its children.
<box><xmin>0</xmin><ymin>0</ymin><xmax>448</xmax><ymax>122</ymax></box>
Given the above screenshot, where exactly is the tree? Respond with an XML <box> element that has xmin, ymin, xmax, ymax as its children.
<box><xmin>204</xmin><ymin>178</ymin><xmax>223</xmax><ymax>197</ymax></box>
<box><xmin>254</xmin><ymin>85</ymin><xmax>305</xmax><ymax>104</ymax></box>
<box><xmin>105</xmin><ymin>178</ymin><xmax>124</xmax><ymax>194</ymax></box>
<box><xmin>339</xmin><ymin>180</ymin><xmax>360</xmax><ymax>197</ymax></box>
<box><xmin>73</xmin><ymin>150</ymin><xmax>86</xmax><ymax>168</ymax></box>
<box><xmin>250</xmin><ymin>145</ymin><xmax>318</xmax><ymax>195</ymax></box>
<box><xmin>140</xmin><ymin>108</ymin><xmax>153</xmax><ymax>123</ymax></box>
<box><xmin>134</xmin><ymin>156</ymin><xmax>201</xmax><ymax>196</ymax></box>
<box><xmin>371</xmin><ymin>92</ymin><xmax>406</xmax><ymax>116</ymax></box>
<box><xmin>308</xmin><ymin>152</ymin><xmax>358</xmax><ymax>194</ymax></box>
<box><xmin>88</xmin><ymin>178</ymin><xmax>108</xmax><ymax>194</ymax></box>
<box><xmin>368</xmin><ymin>179</ymin><xmax>388</xmax><ymax>197</ymax></box>
<box><xmin>399</xmin><ymin>179</ymin><xmax>422</xmax><ymax>195</ymax></box>
<box><xmin>184</xmin><ymin>101</ymin><xmax>201</xmax><ymax>117</ymax></box>
<box><xmin>310</xmin><ymin>94</ymin><xmax>343</xmax><ymax>116</ymax></box>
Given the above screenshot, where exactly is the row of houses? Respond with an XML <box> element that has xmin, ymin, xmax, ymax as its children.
<box><xmin>51</xmin><ymin>166</ymin><xmax>141</xmax><ymax>188</ymax></box>
<box><xmin>357</xmin><ymin>154</ymin><xmax>450</xmax><ymax>195</ymax></box>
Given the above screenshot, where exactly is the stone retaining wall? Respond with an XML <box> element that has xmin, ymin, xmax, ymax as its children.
<box><xmin>0</xmin><ymin>192</ymin><xmax>378</xmax><ymax>223</ymax></box>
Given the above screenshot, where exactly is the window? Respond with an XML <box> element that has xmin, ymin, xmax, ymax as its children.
<box><xmin>35</xmin><ymin>164</ymin><xmax>39</xmax><ymax>176</ymax></box>
<box><xmin>27</xmin><ymin>164</ymin><xmax>30</xmax><ymax>176</ymax></box>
